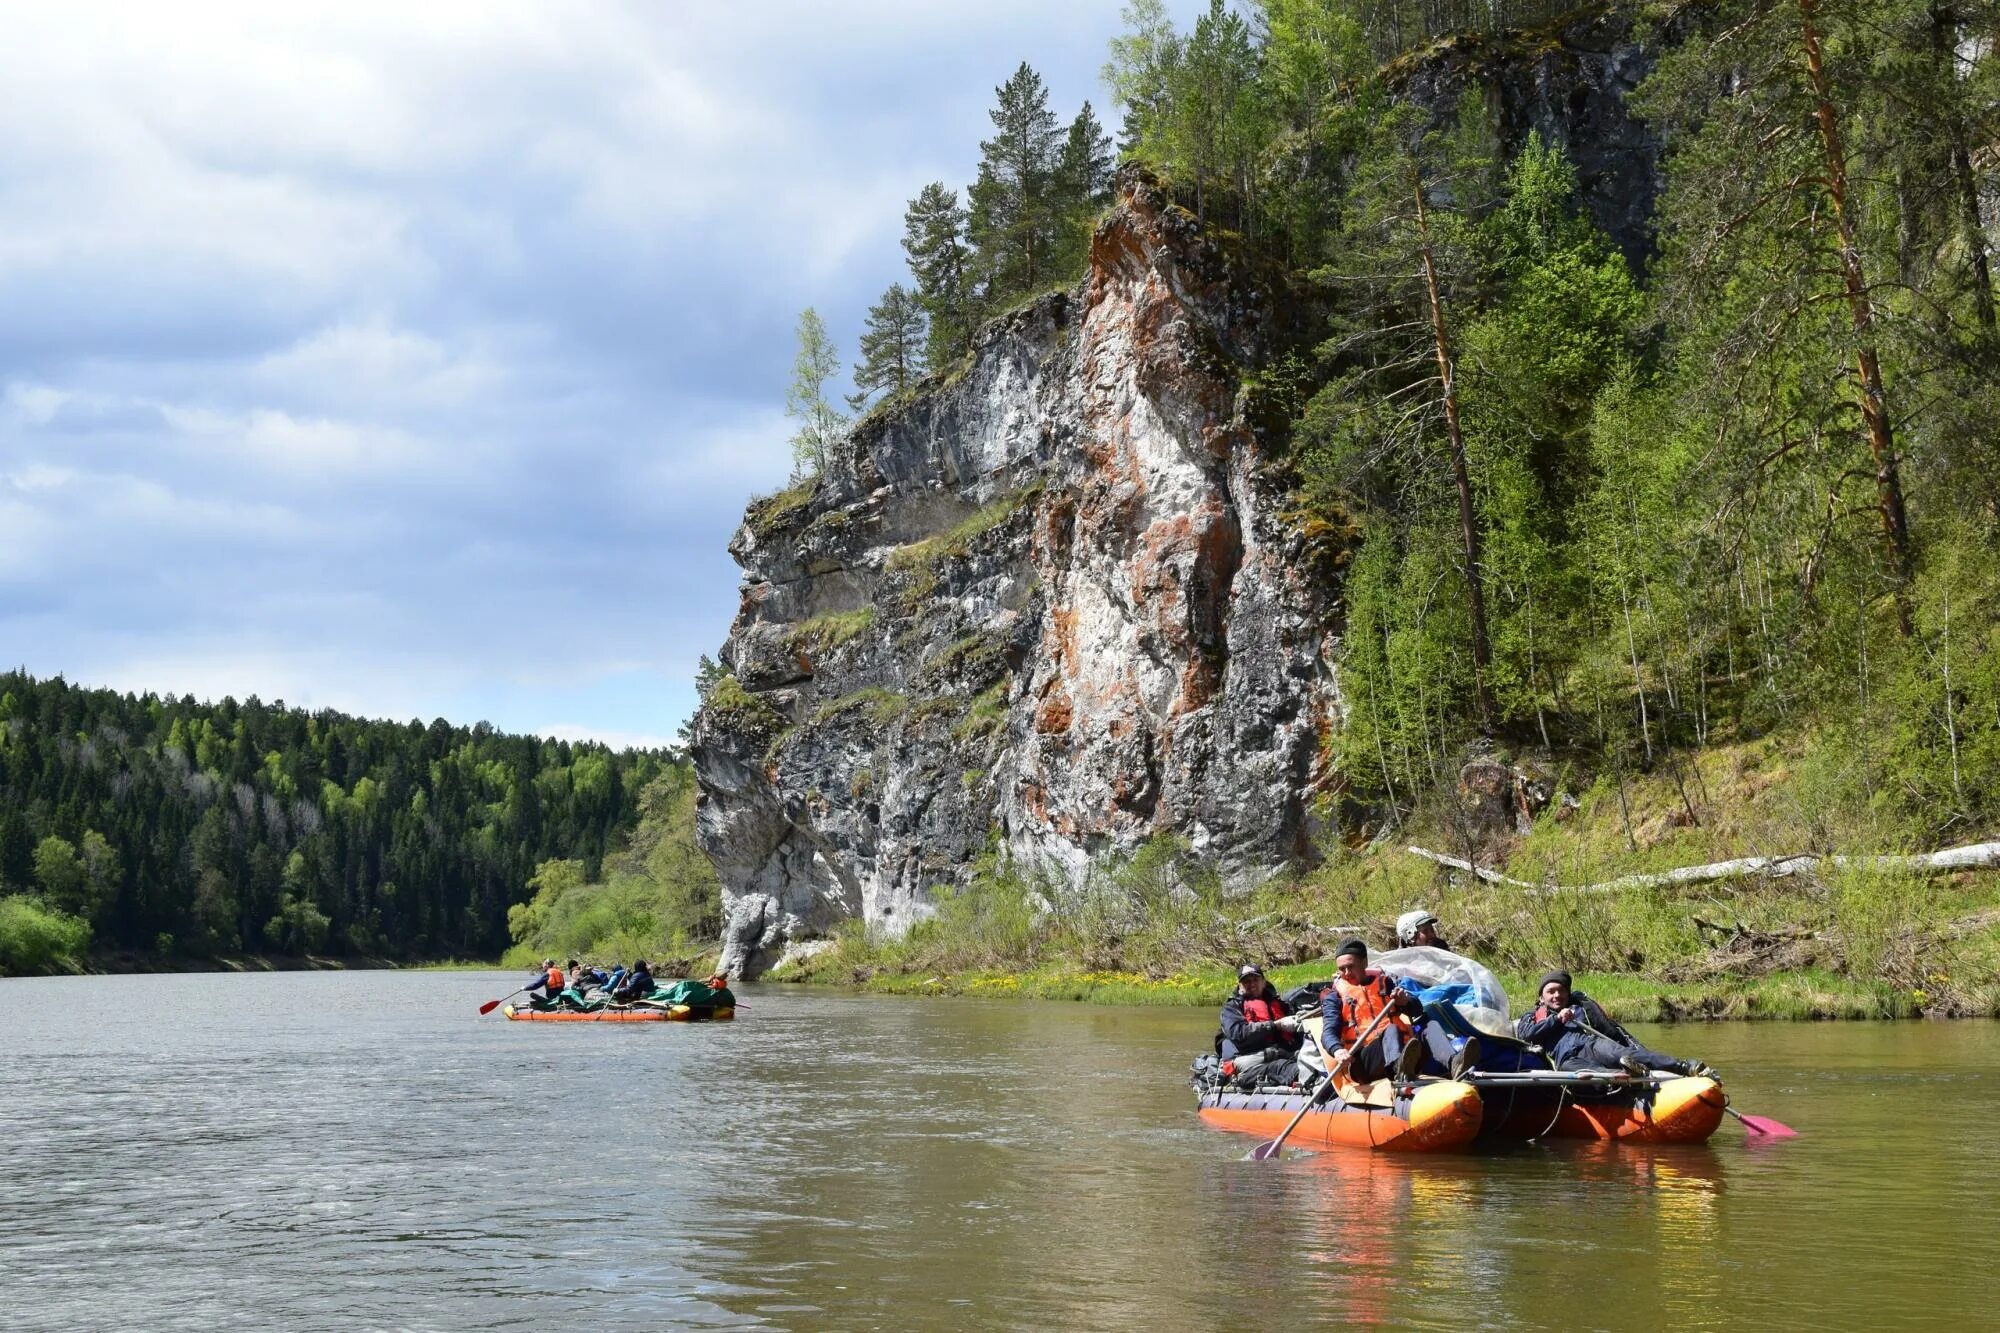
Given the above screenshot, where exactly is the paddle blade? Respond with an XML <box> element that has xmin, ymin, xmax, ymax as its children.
<box><xmin>1247</xmin><ymin>1139</ymin><xmax>1285</xmax><ymax>1161</ymax></box>
<box><xmin>1738</xmin><ymin>1113</ymin><xmax>1797</xmax><ymax>1138</ymax></box>
<box><xmin>478</xmin><ymin>999</ymin><xmax>502</xmax><ymax>1015</ymax></box>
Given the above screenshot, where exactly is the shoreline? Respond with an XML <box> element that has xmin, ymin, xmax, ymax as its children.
<box><xmin>33</xmin><ymin>953</ymin><xmax>507</xmax><ymax>977</ymax></box>
<box><xmin>769</xmin><ymin>958</ymin><xmax>1937</xmax><ymax>1021</ymax></box>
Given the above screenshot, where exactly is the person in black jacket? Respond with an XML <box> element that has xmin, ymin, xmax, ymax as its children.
<box><xmin>1217</xmin><ymin>965</ymin><xmax>1305</xmax><ymax>1088</ymax></box>
<box><xmin>1515</xmin><ymin>970</ymin><xmax>1714</xmax><ymax>1077</ymax></box>
<box><xmin>609</xmin><ymin>959</ymin><xmax>655</xmax><ymax>1004</ymax></box>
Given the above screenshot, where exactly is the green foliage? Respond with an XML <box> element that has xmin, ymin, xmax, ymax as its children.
<box><xmin>903</xmin><ymin>182</ymin><xmax>977</xmax><ymax>365</ymax></box>
<box><xmin>746</xmin><ymin>478</ymin><xmax>817</xmax><ymax>538</ymax></box>
<box><xmin>0</xmin><ymin>669</ymin><xmax>662</xmax><ymax>962</ymax></box>
<box><xmin>812</xmin><ymin>688</ymin><xmax>910</xmax><ymax>728</ymax></box>
<box><xmin>785</xmin><ymin>307</ymin><xmax>848</xmax><ymax>479</ymax></box>
<box><xmin>500</xmin><ymin>768</ymin><xmax>721</xmax><ymax>967</ymax></box>
<box><xmin>850</xmin><ymin>283</ymin><xmax>927</xmax><ymax>408</ymax></box>
<box><xmin>786</xmin><ymin>608</ymin><xmax>876</xmax><ymax>657</ymax></box>
<box><xmin>703</xmin><ymin>674</ymin><xmax>789</xmax><ymax>744</ymax></box>
<box><xmin>0</xmin><ymin>896</ymin><xmax>90</xmax><ymax>977</ymax></box>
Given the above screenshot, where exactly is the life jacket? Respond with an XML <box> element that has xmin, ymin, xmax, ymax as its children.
<box><xmin>1329</xmin><ymin>970</ymin><xmax>1412</xmax><ymax>1048</ymax></box>
<box><xmin>547</xmin><ymin>966</ymin><xmax>565</xmax><ymax>990</ymax></box>
<box><xmin>1240</xmin><ymin>992</ymin><xmax>1303</xmax><ymax>1051</ymax></box>
<box><xmin>1240</xmin><ymin>994</ymin><xmax>1288</xmax><ymax>1024</ymax></box>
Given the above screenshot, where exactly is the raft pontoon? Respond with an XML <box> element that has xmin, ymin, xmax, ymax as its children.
<box><xmin>1197</xmin><ymin>1079</ymin><xmax>1485</xmax><ymax>1153</ymax></box>
<box><xmin>502</xmin><ymin>1004</ymin><xmax>735</xmax><ymax>1023</ymax></box>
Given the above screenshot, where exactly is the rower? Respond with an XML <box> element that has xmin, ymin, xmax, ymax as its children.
<box><xmin>1516</xmin><ymin>970</ymin><xmax>1716</xmax><ymax>1078</ymax></box>
<box><xmin>524</xmin><ymin>958</ymin><xmax>564</xmax><ymax>1009</ymax></box>
<box><xmin>1320</xmin><ymin>939</ymin><xmax>1427</xmax><ymax>1083</ymax></box>
<box><xmin>608</xmin><ymin>959</ymin><xmax>654</xmax><ymax>1004</ymax></box>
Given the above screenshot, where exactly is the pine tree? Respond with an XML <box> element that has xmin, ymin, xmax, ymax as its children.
<box><xmin>968</xmin><ymin>62</ymin><xmax>1063</xmax><ymax>303</ymax></box>
<box><xmin>1051</xmin><ymin>101</ymin><xmax>1117</xmax><ymax>279</ymax></box>
<box><xmin>1300</xmin><ymin>98</ymin><xmax>1500</xmax><ymax>724</ymax></box>
<box><xmin>1639</xmin><ymin>0</ymin><xmax>1924</xmax><ymax>631</ymax></box>
<box><xmin>784</xmin><ymin>307</ymin><xmax>847</xmax><ymax>480</ymax></box>
<box><xmin>850</xmin><ymin>282</ymin><xmax>927</xmax><ymax>408</ymax></box>
<box><xmin>1168</xmin><ymin>0</ymin><xmax>1259</xmax><ymax>225</ymax></box>
<box><xmin>903</xmin><ymin>182</ymin><xmax>975</xmax><ymax>367</ymax></box>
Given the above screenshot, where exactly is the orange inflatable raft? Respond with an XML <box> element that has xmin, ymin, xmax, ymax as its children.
<box><xmin>1472</xmin><ymin>1074</ymin><xmax>1726</xmax><ymax>1144</ymax></box>
<box><xmin>502</xmin><ymin>1004</ymin><xmax>735</xmax><ymax>1023</ymax></box>
<box><xmin>1197</xmin><ymin>1079</ymin><xmax>1484</xmax><ymax>1153</ymax></box>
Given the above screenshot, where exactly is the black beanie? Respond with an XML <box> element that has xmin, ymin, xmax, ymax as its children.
<box><xmin>1539</xmin><ymin>969</ymin><xmax>1573</xmax><ymax>992</ymax></box>
<box><xmin>1336</xmin><ymin>938</ymin><xmax>1368</xmax><ymax>961</ymax></box>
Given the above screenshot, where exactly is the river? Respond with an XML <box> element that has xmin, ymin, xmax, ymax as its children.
<box><xmin>5</xmin><ymin>971</ymin><xmax>1992</xmax><ymax>1330</ymax></box>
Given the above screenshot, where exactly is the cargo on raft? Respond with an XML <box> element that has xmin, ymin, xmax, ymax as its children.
<box><xmin>503</xmin><ymin>1003</ymin><xmax>735</xmax><ymax>1023</ymax></box>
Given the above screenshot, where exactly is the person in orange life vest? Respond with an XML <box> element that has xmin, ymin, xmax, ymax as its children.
<box><xmin>524</xmin><ymin>958</ymin><xmax>565</xmax><ymax>1008</ymax></box>
<box><xmin>1318</xmin><ymin>939</ymin><xmax>1447</xmax><ymax>1083</ymax></box>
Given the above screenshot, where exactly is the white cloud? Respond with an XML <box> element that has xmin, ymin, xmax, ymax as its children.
<box><xmin>0</xmin><ymin>1</ymin><xmax>1201</xmax><ymax>740</ymax></box>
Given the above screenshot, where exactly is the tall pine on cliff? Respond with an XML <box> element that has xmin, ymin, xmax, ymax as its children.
<box><xmin>903</xmin><ymin>182</ymin><xmax>976</xmax><ymax>367</ymax></box>
<box><xmin>850</xmin><ymin>283</ymin><xmax>927</xmax><ymax>408</ymax></box>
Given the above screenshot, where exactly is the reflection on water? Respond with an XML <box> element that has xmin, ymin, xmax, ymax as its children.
<box><xmin>3</xmin><ymin>973</ymin><xmax>1994</xmax><ymax>1330</ymax></box>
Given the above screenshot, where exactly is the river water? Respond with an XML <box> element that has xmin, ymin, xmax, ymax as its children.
<box><xmin>5</xmin><ymin>972</ymin><xmax>1993</xmax><ymax>1330</ymax></box>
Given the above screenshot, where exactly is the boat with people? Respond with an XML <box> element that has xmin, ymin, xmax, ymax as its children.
<box><xmin>479</xmin><ymin>959</ymin><xmax>739</xmax><ymax>1024</ymax></box>
<box><xmin>502</xmin><ymin>1002</ymin><xmax>734</xmax><ymax>1023</ymax></box>
<box><xmin>1194</xmin><ymin>941</ymin><xmax>1742</xmax><ymax>1153</ymax></box>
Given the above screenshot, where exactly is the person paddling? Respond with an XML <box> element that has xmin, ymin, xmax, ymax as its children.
<box><xmin>1320</xmin><ymin>939</ymin><xmax>1456</xmax><ymax>1083</ymax></box>
<box><xmin>523</xmin><ymin>958</ymin><xmax>565</xmax><ymax>1009</ymax></box>
<box><xmin>1516</xmin><ymin>970</ymin><xmax>1715</xmax><ymax>1078</ymax></box>
<box><xmin>608</xmin><ymin>959</ymin><xmax>654</xmax><ymax>1004</ymax></box>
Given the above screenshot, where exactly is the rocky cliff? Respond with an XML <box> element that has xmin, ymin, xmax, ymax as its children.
<box><xmin>692</xmin><ymin>15</ymin><xmax>1665</xmax><ymax>979</ymax></box>
<box><xmin>692</xmin><ymin>171</ymin><xmax>1342</xmax><ymax>978</ymax></box>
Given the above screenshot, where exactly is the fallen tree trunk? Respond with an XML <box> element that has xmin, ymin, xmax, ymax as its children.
<box><xmin>1405</xmin><ymin>841</ymin><xmax>2000</xmax><ymax>894</ymax></box>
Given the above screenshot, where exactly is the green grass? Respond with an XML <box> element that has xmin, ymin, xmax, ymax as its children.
<box><xmin>786</xmin><ymin>608</ymin><xmax>875</xmax><ymax>656</ymax></box>
<box><xmin>746</xmin><ymin>478</ymin><xmax>816</xmax><ymax>537</ymax></box>
<box><xmin>0</xmin><ymin>896</ymin><xmax>91</xmax><ymax>977</ymax></box>
<box><xmin>760</xmin><ymin>747</ymin><xmax>2000</xmax><ymax>1020</ymax></box>
<box><xmin>811</xmin><ymin>687</ymin><xmax>909</xmax><ymax>727</ymax></box>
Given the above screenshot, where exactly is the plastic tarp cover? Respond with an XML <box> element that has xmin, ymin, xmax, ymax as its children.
<box><xmin>1374</xmin><ymin>946</ymin><xmax>1513</xmax><ymax>1039</ymax></box>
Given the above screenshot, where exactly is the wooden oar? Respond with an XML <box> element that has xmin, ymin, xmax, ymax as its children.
<box><xmin>1249</xmin><ymin>1000</ymin><xmax>1400</xmax><ymax>1161</ymax></box>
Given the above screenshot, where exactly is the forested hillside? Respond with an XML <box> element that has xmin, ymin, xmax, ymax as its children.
<box><xmin>824</xmin><ymin>0</ymin><xmax>2000</xmax><ymax>839</ymax></box>
<box><xmin>0</xmin><ymin>671</ymin><xmax>669</xmax><ymax>973</ymax></box>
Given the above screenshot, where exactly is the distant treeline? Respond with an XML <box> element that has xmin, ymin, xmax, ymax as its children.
<box><xmin>0</xmin><ymin>670</ymin><xmax>670</xmax><ymax>970</ymax></box>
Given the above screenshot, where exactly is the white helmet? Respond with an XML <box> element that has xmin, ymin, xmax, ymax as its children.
<box><xmin>1395</xmin><ymin>909</ymin><xmax>1439</xmax><ymax>946</ymax></box>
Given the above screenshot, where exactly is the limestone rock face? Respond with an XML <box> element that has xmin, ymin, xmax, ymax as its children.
<box><xmin>692</xmin><ymin>18</ymin><xmax>1673</xmax><ymax>978</ymax></box>
<box><xmin>1394</xmin><ymin>10</ymin><xmax>1666</xmax><ymax>269</ymax></box>
<box><xmin>691</xmin><ymin>170</ymin><xmax>1343</xmax><ymax>978</ymax></box>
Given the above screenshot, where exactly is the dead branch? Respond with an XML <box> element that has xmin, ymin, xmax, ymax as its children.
<box><xmin>1405</xmin><ymin>840</ymin><xmax>2000</xmax><ymax>894</ymax></box>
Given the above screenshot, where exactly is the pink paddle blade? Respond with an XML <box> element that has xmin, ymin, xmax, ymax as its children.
<box><xmin>1737</xmin><ymin>1114</ymin><xmax>1797</xmax><ymax>1138</ymax></box>
<box><xmin>1248</xmin><ymin>1140</ymin><xmax>1284</xmax><ymax>1161</ymax></box>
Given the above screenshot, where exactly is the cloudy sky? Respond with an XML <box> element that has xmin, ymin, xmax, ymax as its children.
<box><xmin>0</xmin><ymin>1</ymin><xmax>1203</xmax><ymax>749</ymax></box>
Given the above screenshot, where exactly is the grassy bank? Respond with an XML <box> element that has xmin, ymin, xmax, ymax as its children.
<box><xmin>773</xmin><ymin>735</ymin><xmax>2000</xmax><ymax>1020</ymax></box>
